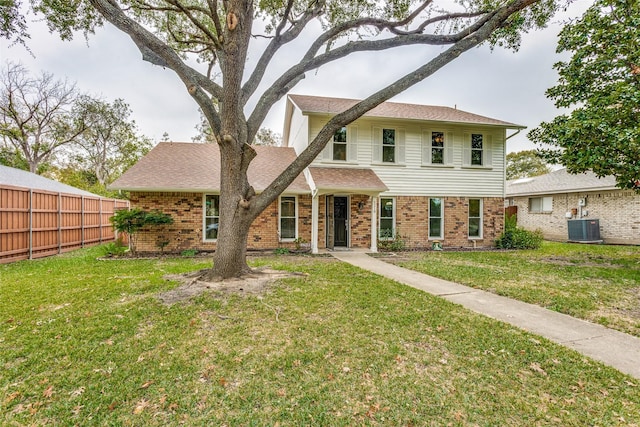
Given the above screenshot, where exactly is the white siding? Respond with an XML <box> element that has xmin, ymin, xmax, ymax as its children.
<box><xmin>305</xmin><ymin>116</ymin><xmax>507</xmax><ymax>198</ymax></box>
<box><xmin>288</xmin><ymin>107</ymin><xmax>310</xmax><ymax>155</ymax></box>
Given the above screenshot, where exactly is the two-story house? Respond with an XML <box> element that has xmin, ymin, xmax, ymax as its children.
<box><xmin>110</xmin><ymin>94</ymin><xmax>524</xmax><ymax>253</ymax></box>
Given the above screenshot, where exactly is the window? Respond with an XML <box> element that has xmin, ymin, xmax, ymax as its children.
<box><xmin>431</xmin><ymin>132</ymin><xmax>445</xmax><ymax>165</ymax></box>
<box><xmin>529</xmin><ymin>196</ymin><xmax>552</xmax><ymax>213</ymax></box>
<box><xmin>471</xmin><ymin>134</ymin><xmax>483</xmax><ymax>166</ymax></box>
<box><xmin>333</xmin><ymin>127</ymin><xmax>347</xmax><ymax>161</ymax></box>
<box><xmin>463</xmin><ymin>133</ymin><xmax>492</xmax><ymax>167</ymax></box>
<box><xmin>279</xmin><ymin>196</ymin><xmax>297</xmax><ymax>240</ymax></box>
<box><xmin>204</xmin><ymin>195</ymin><xmax>220</xmax><ymax>240</ymax></box>
<box><xmin>468</xmin><ymin>198</ymin><xmax>482</xmax><ymax>238</ymax></box>
<box><xmin>382</xmin><ymin>129</ymin><xmax>396</xmax><ymax>163</ymax></box>
<box><xmin>429</xmin><ymin>198</ymin><xmax>443</xmax><ymax>239</ymax></box>
<box><xmin>379</xmin><ymin>197</ymin><xmax>395</xmax><ymax>239</ymax></box>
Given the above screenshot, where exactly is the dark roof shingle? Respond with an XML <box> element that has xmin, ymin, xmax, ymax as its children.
<box><xmin>288</xmin><ymin>94</ymin><xmax>524</xmax><ymax>128</ymax></box>
<box><xmin>109</xmin><ymin>142</ymin><xmax>310</xmax><ymax>193</ymax></box>
<box><xmin>506</xmin><ymin>168</ymin><xmax>618</xmax><ymax>196</ymax></box>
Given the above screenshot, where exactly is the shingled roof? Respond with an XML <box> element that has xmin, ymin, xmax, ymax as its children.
<box><xmin>506</xmin><ymin>168</ymin><xmax>618</xmax><ymax>197</ymax></box>
<box><xmin>288</xmin><ymin>94</ymin><xmax>525</xmax><ymax>128</ymax></box>
<box><xmin>109</xmin><ymin>142</ymin><xmax>310</xmax><ymax>193</ymax></box>
<box><xmin>309</xmin><ymin>167</ymin><xmax>387</xmax><ymax>195</ymax></box>
<box><xmin>0</xmin><ymin>165</ymin><xmax>100</xmax><ymax>197</ymax></box>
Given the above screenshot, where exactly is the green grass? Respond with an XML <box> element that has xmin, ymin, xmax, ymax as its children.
<box><xmin>391</xmin><ymin>242</ymin><xmax>640</xmax><ymax>337</ymax></box>
<box><xmin>1</xmin><ymin>246</ymin><xmax>640</xmax><ymax>425</ymax></box>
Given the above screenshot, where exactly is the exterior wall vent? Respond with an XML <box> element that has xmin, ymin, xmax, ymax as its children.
<box><xmin>567</xmin><ymin>219</ymin><xmax>601</xmax><ymax>242</ymax></box>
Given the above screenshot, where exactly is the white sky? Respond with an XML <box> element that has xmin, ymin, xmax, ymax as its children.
<box><xmin>0</xmin><ymin>2</ymin><xmax>589</xmax><ymax>153</ymax></box>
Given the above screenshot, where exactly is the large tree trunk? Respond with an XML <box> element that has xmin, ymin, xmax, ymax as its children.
<box><xmin>209</xmin><ymin>142</ymin><xmax>256</xmax><ymax>279</ymax></box>
<box><xmin>209</xmin><ymin>0</ymin><xmax>256</xmax><ymax>280</ymax></box>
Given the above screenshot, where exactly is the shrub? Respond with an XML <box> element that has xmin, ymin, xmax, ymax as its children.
<box><xmin>110</xmin><ymin>208</ymin><xmax>173</xmax><ymax>254</ymax></box>
<box><xmin>180</xmin><ymin>249</ymin><xmax>198</xmax><ymax>257</ymax></box>
<box><xmin>496</xmin><ymin>214</ymin><xmax>543</xmax><ymax>250</ymax></box>
<box><xmin>378</xmin><ymin>229</ymin><xmax>406</xmax><ymax>252</ymax></box>
<box><xmin>100</xmin><ymin>238</ymin><xmax>128</xmax><ymax>257</ymax></box>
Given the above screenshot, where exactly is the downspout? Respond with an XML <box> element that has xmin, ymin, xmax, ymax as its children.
<box><xmin>505</xmin><ymin>129</ymin><xmax>522</xmax><ymax>141</ymax></box>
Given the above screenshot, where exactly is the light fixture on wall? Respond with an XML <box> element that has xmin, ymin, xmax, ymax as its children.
<box><xmin>357</xmin><ymin>200</ymin><xmax>365</xmax><ymax>213</ymax></box>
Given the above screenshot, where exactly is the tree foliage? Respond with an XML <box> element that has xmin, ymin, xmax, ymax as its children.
<box><xmin>21</xmin><ymin>0</ymin><xmax>561</xmax><ymax>278</ymax></box>
<box><xmin>110</xmin><ymin>208</ymin><xmax>174</xmax><ymax>253</ymax></box>
<box><xmin>0</xmin><ymin>62</ymin><xmax>84</xmax><ymax>173</ymax></box>
<box><xmin>69</xmin><ymin>96</ymin><xmax>152</xmax><ymax>186</ymax></box>
<box><xmin>529</xmin><ymin>0</ymin><xmax>640</xmax><ymax>190</ymax></box>
<box><xmin>506</xmin><ymin>149</ymin><xmax>551</xmax><ymax>180</ymax></box>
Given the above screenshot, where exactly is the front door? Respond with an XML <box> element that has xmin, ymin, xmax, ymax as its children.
<box><xmin>333</xmin><ymin>196</ymin><xmax>348</xmax><ymax>247</ymax></box>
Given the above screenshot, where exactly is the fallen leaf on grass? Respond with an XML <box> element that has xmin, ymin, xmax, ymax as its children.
<box><xmin>108</xmin><ymin>401</ymin><xmax>118</xmax><ymax>411</ymax></box>
<box><xmin>70</xmin><ymin>387</ymin><xmax>85</xmax><ymax>397</ymax></box>
<box><xmin>133</xmin><ymin>399</ymin><xmax>149</xmax><ymax>415</ymax></box>
<box><xmin>4</xmin><ymin>391</ymin><xmax>21</xmax><ymax>404</ymax></box>
<box><xmin>43</xmin><ymin>385</ymin><xmax>54</xmax><ymax>398</ymax></box>
<box><xmin>140</xmin><ymin>380</ymin><xmax>154</xmax><ymax>389</ymax></box>
<box><xmin>529</xmin><ymin>362</ymin><xmax>547</xmax><ymax>376</ymax></box>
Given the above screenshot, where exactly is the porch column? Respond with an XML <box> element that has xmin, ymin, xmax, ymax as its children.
<box><xmin>311</xmin><ymin>193</ymin><xmax>319</xmax><ymax>254</ymax></box>
<box><xmin>370</xmin><ymin>196</ymin><xmax>378</xmax><ymax>252</ymax></box>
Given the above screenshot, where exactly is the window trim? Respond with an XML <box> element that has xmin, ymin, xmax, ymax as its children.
<box><xmin>332</xmin><ymin>126</ymin><xmax>347</xmax><ymax>161</ymax></box>
<box><xmin>428</xmin><ymin>197</ymin><xmax>444</xmax><ymax>240</ymax></box>
<box><xmin>203</xmin><ymin>194</ymin><xmax>220</xmax><ymax>242</ymax></box>
<box><xmin>468</xmin><ymin>198</ymin><xmax>483</xmax><ymax>239</ymax></box>
<box><xmin>462</xmin><ymin>131</ymin><xmax>493</xmax><ymax>169</ymax></box>
<box><xmin>379</xmin><ymin>197</ymin><xmax>396</xmax><ymax>240</ymax></box>
<box><xmin>529</xmin><ymin>196</ymin><xmax>553</xmax><ymax>213</ymax></box>
<box><xmin>279</xmin><ymin>195</ymin><xmax>298</xmax><ymax>241</ymax></box>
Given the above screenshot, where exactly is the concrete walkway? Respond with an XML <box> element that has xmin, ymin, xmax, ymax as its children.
<box><xmin>331</xmin><ymin>251</ymin><xmax>640</xmax><ymax>380</ymax></box>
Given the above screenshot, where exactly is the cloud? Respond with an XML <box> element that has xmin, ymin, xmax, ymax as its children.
<box><xmin>1</xmin><ymin>2</ymin><xmax>588</xmax><ymax>152</ymax></box>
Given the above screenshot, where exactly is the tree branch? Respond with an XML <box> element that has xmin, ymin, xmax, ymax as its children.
<box><xmin>250</xmin><ymin>0</ymin><xmax>541</xmax><ymax>215</ymax></box>
<box><xmin>241</xmin><ymin>1</ymin><xmax>322</xmax><ymax>105</ymax></box>
<box><xmin>88</xmin><ymin>0</ymin><xmax>223</xmax><ymax>121</ymax></box>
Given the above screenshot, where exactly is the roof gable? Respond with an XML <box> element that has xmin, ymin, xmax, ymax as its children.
<box><xmin>287</xmin><ymin>94</ymin><xmax>525</xmax><ymax>128</ymax></box>
<box><xmin>109</xmin><ymin>142</ymin><xmax>310</xmax><ymax>193</ymax></box>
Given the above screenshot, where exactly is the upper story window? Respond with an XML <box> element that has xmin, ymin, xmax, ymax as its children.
<box><xmin>382</xmin><ymin>129</ymin><xmax>396</xmax><ymax>163</ymax></box>
<box><xmin>333</xmin><ymin>127</ymin><xmax>347</xmax><ymax>161</ymax></box>
<box><xmin>322</xmin><ymin>125</ymin><xmax>358</xmax><ymax>162</ymax></box>
<box><xmin>204</xmin><ymin>194</ymin><xmax>220</xmax><ymax>241</ymax></box>
<box><xmin>373</xmin><ymin>127</ymin><xmax>405</xmax><ymax>164</ymax></box>
<box><xmin>463</xmin><ymin>132</ymin><xmax>492</xmax><ymax>168</ymax></box>
<box><xmin>422</xmin><ymin>130</ymin><xmax>452</xmax><ymax>166</ymax></box>
<box><xmin>471</xmin><ymin>134</ymin><xmax>483</xmax><ymax>165</ymax></box>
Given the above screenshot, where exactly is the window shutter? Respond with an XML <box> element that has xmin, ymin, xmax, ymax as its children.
<box><xmin>322</xmin><ymin>138</ymin><xmax>332</xmax><ymax>161</ymax></box>
<box><xmin>372</xmin><ymin>127</ymin><xmax>382</xmax><ymax>162</ymax></box>
<box><xmin>484</xmin><ymin>134</ymin><xmax>493</xmax><ymax>167</ymax></box>
<box><xmin>347</xmin><ymin>126</ymin><xmax>358</xmax><ymax>162</ymax></box>
<box><xmin>462</xmin><ymin>132</ymin><xmax>471</xmax><ymax>166</ymax></box>
<box><xmin>397</xmin><ymin>129</ymin><xmax>405</xmax><ymax>163</ymax></box>
<box><xmin>422</xmin><ymin>130</ymin><xmax>431</xmax><ymax>164</ymax></box>
<box><xmin>445</xmin><ymin>132</ymin><xmax>454</xmax><ymax>165</ymax></box>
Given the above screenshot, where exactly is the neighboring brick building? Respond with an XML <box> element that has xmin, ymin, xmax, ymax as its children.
<box><xmin>111</xmin><ymin>94</ymin><xmax>524</xmax><ymax>253</ymax></box>
<box><xmin>506</xmin><ymin>169</ymin><xmax>640</xmax><ymax>245</ymax></box>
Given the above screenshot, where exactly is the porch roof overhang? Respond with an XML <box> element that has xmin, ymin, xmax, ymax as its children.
<box><xmin>308</xmin><ymin>167</ymin><xmax>388</xmax><ymax>196</ymax></box>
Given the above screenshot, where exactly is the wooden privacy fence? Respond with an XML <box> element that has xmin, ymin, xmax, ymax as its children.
<box><xmin>0</xmin><ymin>184</ymin><xmax>129</xmax><ymax>264</ymax></box>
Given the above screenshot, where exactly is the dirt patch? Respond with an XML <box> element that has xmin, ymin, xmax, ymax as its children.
<box><xmin>159</xmin><ymin>267</ymin><xmax>307</xmax><ymax>305</ymax></box>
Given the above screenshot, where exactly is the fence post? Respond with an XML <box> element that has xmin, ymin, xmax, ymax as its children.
<box><xmin>58</xmin><ymin>192</ymin><xmax>62</xmax><ymax>255</ymax></box>
<box><xmin>28</xmin><ymin>189</ymin><xmax>33</xmax><ymax>260</ymax></box>
<box><xmin>81</xmin><ymin>196</ymin><xmax>85</xmax><ymax>248</ymax></box>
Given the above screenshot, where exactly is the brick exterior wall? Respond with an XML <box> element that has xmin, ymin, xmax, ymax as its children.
<box><xmin>130</xmin><ymin>192</ymin><xmax>312</xmax><ymax>253</ymax></box>
<box><xmin>129</xmin><ymin>192</ymin><xmax>503</xmax><ymax>253</ymax></box>
<box><xmin>509</xmin><ymin>190</ymin><xmax>640</xmax><ymax>245</ymax></box>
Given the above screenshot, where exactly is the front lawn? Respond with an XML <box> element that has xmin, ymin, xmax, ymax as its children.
<box><xmin>1</xmin><ymin>246</ymin><xmax>639</xmax><ymax>425</ymax></box>
<box><xmin>388</xmin><ymin>242</ymin><xmax>640</xmax><ymax>337</ymax></box>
